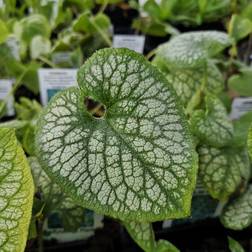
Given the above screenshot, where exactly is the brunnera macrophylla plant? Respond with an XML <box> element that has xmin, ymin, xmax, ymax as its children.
<box><xmin>153</xmin><ymin>30</ymin><xmax>252</xmax><ymax>235</ymax></box>
<box><xmin>0</xmin><ymin>128</ymin><xmax>34</xmax><ymax>252</ymax></box>
<box><xmin>35</xmin><ymin>48</ymin><xmax>198</xmax><ymax>251</ymax></box>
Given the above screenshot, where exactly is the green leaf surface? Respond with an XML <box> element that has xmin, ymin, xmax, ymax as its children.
<box><xmin>123</xmin><ymin>221</ymin><xmax>155</xmax><ymax>252</ymax></box>
<box><xmin>191</xmin><ymin>95</ymin><xmax>233</xmax><ymax>147</ymax></box>
<box><xmin>156</xmin><ymin>31</ymin><xmax>231</xmax><ymax>69</ymax></box>
<box><xmin>166</xmin><ymin>63</ymin><xmax>223</xmax><ymax>106</ymax></box>
<box><xmin>156</xmin><ymin>239</ymin><xmax>180</xmax><ymax>252</ymax></box>
<box><xmin>229</xmin><ymin>14</ymin><xmax>252</xmax><ymax>41</ymax></box>
<box><xmin>29</xmin><ymin>157</ymin><xmax>85</xmax><ymax>232</ymax></box>
<box><xmin>14</xmin><ymin>14</ymin><xmax>51</xmax><ymax>44</ymax></box>
<box><xmin>36</xmin><ymin>48</ymin><xmax>198</xmax><ymax>222</ymax></box>
<box><xmin>232</xmin><ymin>111</ymin><xmax>252</xmax><ymax>147</ymax></box>
<box><xmin>221</xmin><ymin>186</ymin><xmax>252</xmax><ymax>230</ymax></box>
<box><xmin>0</xmin><ymin>128</ymin><xmax>34</xmax><ymax>252</ymax></box>
<box><xmin>228</xmin><ymin>237</ymin><xmax>245</xmax><ymax>252</ymax></box>
<box><xmin>0</xmin><ymin>19</ymin><xmax>9</xmax><ymax>44</ymax></box>
<box><xmin>198</xmin><ymin>145</ymin><xmax>250</xmax><ymax>201</ymax></box>
<box><xmin>30</xmin><ymin>35</ymin><xmax>51</xmax><ymax>59</ymax></box>
<box><xmin>228</xmin><ymin>68</ymin><xmax>252</xmax><ymax>96</ymax></box>
<box><xmin>248</xmin><ymin>124</ymin><xmax>252</xmax><ymax>159</ymax></box>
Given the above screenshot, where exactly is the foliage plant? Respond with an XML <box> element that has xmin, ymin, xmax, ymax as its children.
<box><xmin>1</xmin><ymin>2</ymin><xmax>252</xmax><ymax>252</ymax></box>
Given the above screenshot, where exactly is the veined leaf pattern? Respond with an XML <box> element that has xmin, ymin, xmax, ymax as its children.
<box><xmin>123</xmin><ymin>221</ymin><xmax>155</xmax><ymax>252</ymax></box>
<box><xmin>198</xmin><ymin>145</ymin><xmax>250</xmax><ymax>201</ymax></box>
<box><xmin>36</xmin><ymin>48</ymin><xmax>198</xmax><ymax>222</ymax></box>
<box><xmin>0</xmin><ymin>128</ymin><xmax>34</xmax><ymax>252</ymax></box>
<box><xmin>191</xmin><ymin>95</ymin><xmax>233</xmax><ymax>147</ymax></box>
<box><xmin>156</xmin><ymin>31</ymin><xmax>231</xmax><ymax>69</ymax></box>
<box><xmin>221</xmin><ymin>186</ymin><xmax>252</xmax><ymax>230</ymax></box>
<box><xmin>166</xmin><ymin>63</ymin><xmax>223</xmax><ymax>106</ymax></box>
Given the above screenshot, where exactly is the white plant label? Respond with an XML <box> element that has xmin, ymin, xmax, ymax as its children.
<box><xmin>38</xmin><ymin>69</ymin><xmax>77</xmax><ymax>105</ymax></box>
<box><xmin>113</xmin><ymin>35</ymin><xmax>145</xmax><ymax>54</ymax></box>
<box><xmin>52</xmin><ymin>52</ymin><xmax>72</xmax><ymax>65</ymax></box>
<box><xmin>0</xmin><ymin>79</ymin><xmax>14</xmax><ymax>116</ymax></box>
<box><xmin>230</xmin><ymin>97</ymin><xmax>252</xmax><ymax>120</ymax></box>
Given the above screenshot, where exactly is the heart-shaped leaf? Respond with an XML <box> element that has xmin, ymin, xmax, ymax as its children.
<box><xmin>221</xmin><ymin>186</ymin><xmax>252</xmax><ymax>230</ymax></box>
<box><xmin>123</xmin><ymin>221</ymin><xmax>155</xmax><ymax>252</ymax></box>
<box><xmin>191</xmin><ymin>95</ymin><xmax>233</xmax><ymax>147</ymax></box>
<box><xmin>198</xmin><ymin>145</ymin><xmax>250</xmax><ymax>201</ymax></box>
<box><xmin>0</xmin><ymin>128</ymin><xmax>34</xmax><ymax>252</ymax></box>
<box><xmin>36</xmin><ymin>48</ymin><xmax>197</xmax><ymax>222</ymax></box>
<box><xmin>166</xmin><ymin>63</ymin><xmax>223</xmax><ymax>106</ymax></box>
<box><xmin>156</xmin><ymin>31</ymin><xmax>231</xmax><ymax>69</ymax></box>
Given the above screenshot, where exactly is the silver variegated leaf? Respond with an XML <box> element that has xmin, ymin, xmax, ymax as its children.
<box><xmin>221</xmin><ymin>186</ymin><xmax>252</xmax><ymax>230</ymax></box>
<box><xmin>156</xmin><ymin>31</ymin><xmax>231</xmax><ymax>69</ymax></box>
<box><xmin>191</xmin><ymin>95</ymin><xmax>233</xmax><ymax>147</ymax></box>
<box><xmin>123</xmin><ymin>221</ymin><xmax>155</xmax><ymax>252</ymax></box>
<box><xmin>36</xmin><ymin>48</ymin><xmax>198</xmax><ymax>222</ymax></box>
<box><xmin>166</xmin><ymin>63</ymin><xmax>223</xmax><ymax>106</ymax></box>
<box><xmin>0</xmin><ymin>128</ymin><xmax>34</xmax><ymax>252</ymax></box>
<box><xmin>198</xmin><ymin>145</ymin><xmax>250</xmax><ymax>201</ymax></box>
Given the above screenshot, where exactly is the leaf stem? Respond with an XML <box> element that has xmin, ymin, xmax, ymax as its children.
<box><xmin>146</xmin><ymin>48</ymin><xmax>157</xmax><ymax>60</ymax></box>
<box><xmin>90</xmin><ymin>18</ymin><xmax>112</xmax><ymax>47</ymax></box>
<box><xmin>99</xmin><ymin>0</ymin><xmax>109</xmax><ymax>14</ymax></box>
<box><xmin>38</xmin><ymin>56</ymin><xmax>57</xmax><ymax>68</ymax></box>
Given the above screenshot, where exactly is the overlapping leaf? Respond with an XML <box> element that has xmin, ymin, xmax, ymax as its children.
<box><xmin>191</xmin><ymin>95</ymin><xmax>233</xmax><ymax>147</ymax></box>
<box><xmin>36</xmin><ymin>48</ymin><xmax>197</xmax><ymax>222</ymax></box>
<box><xmin>0</xmin><ymin>128</ymin><xmax>34</xmax><ymax>252</ymax></box>
<box><xmin>123</xmin><ymin>221</ymin><xmax>155</xmax><ymax>252</ymax></box>
<box><xmin>166</xmin><ymin>63</ymin><xmax>223</xmax><ymax>106</ymax></box>
<box><xmin>156</xmin><ymin>31</ymin><xmax>231</xmax><ymax>69</ymax></box>
<box><xmin>198</xmin><ymin>145</ymin><xmax>250</xmax><ymax>201</ymax></box>
<box><xmin>29</xmin><ymin>157</ymin><xmax>85</xmax><ymax>231</ymax></box>
<box><xmin>221</xmin><ymin>186</ymin><xmax>252</xmax><ymax>230</ymax></box>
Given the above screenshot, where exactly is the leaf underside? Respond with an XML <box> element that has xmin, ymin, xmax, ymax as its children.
<box><xmin>156</xmin><ymin>31</ymin><xmax>231</xmax><ymax>69</ymax></box>
<box><xmin>198</xmin><ymin>145</ymin><xmax>250</xmax><ymax>201</ymax></box>
<box><xmin>221</xmin><ymin>186</ymin><xmax>252</xmax><ymax>230</ymax></box>
<box><xmin>0</xmin><ymin>128</ymin><xmax>34</xmax><ymax>252</ymax></box>
<box><xmin>36</xmin><ymin>48</ymin><xmax>197</xmax><ymax>222</ymax></box>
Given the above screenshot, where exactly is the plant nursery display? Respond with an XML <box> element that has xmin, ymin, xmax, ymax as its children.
<box><xmin>1</xmin><ymin>1</ymin><xmax>252</xmax><ymax>252</ymax></box>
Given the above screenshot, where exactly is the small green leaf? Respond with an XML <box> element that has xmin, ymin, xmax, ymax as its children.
<box><xmin>198</xmin><ymin>145</ymin><xmax>250</xmax><ymax>201</ymax></box>
<box><xmin>123</xmin><ymin>221</ymin><xmax>155</xmax><ymax>252</ymax></box>
<box><xmin>166</xmin><ymin>63</ymin><xmax>223</xmax><ymax>106</ymax></box>
<box><xmin>228</xmin><ymin>68</ymin><xmax>252</xmax><ymax>96</ymax></box>
<box><xmin>36</xmin><ymin>48</ymin><xmax>198</xmax><ymax>222</ymax></box>
<box><xmin>156</xmin><ymin>31</ymin><xmax>231</xmax><ymax>69</ymax></box>
<box><xmin>221</xmin><ymin>186</ymin><xmax>252</xmax><ymax>230</ymax></box>
<box><xmin>156</xmin><ymin>239</ymin><xmax>180</xmax><ymax>252</ymax></box>
<box><xmin>14</xmin><ymin>14</ymin><xmax>51</xmax><ymax>44</ymax></box>
<box><xmin>30</xmin><ymin>35</ymin><xmax>51</xmax><ymax>59</ymax></box>
<box><xmin>228</xmin><ymin>14</ymin><xmax>252</xmax><ymax>41</ymax></box>
<box><xmin>0</xmin><ymin>128</ymin><xmax>34</xmax><ymax>252</ymax></box>
<box><xmin>191</xmin><ymin>95</ymin><xmax>233</xmax><ymax>147</ymax></box>
<box><xmin>228</xmin><ymin>237</ymin><xmax>245</xmax><ymax>252</ymax></box>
